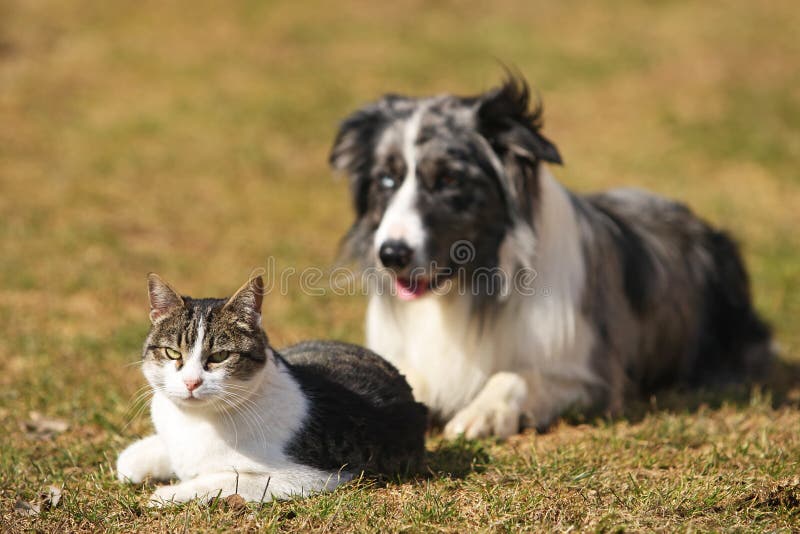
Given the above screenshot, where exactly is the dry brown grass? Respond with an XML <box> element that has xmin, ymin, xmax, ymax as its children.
<box><xmin>1</xmin><ymin>0</ymin><xmax>799</xmax><ymax>531</ymax></box>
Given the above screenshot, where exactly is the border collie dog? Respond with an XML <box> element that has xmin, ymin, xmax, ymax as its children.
<box><xmin>329</xmin><ymin>75</ymin><xmax>772</xmax><ymax>439</ymax></box>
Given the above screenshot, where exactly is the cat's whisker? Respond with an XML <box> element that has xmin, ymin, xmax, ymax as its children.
<box><xmin>122</xmin><ymin>386</ymin><xmax>155</xmax><ymax>419</ymax></box>
<box><xmin>242</xmin><ymin>407</ymin><xmax>268</xmax><ymax>446</ymax></box>
<box><xmin>126</xmin><ymin>386</ymin><xmax>155</xmax><ymax>408</ymax></box>
<box><xmin>228</xmin><ymin>392</ymin><xmax>267</xmax><ymax>450</ymax></box>
<box><xmin>220</xmin><ymin>391</ymin><xmax>261</xmax><ymax>438</ymax></box>
<box><xmin>242</xmin><ymin>400</ymin><xmax>268</xmax><ymax>443</ymax></box>
<box><xmin>223</xmin><ymin>390</ymin><xmax>263</xmax><ymax>414</ymax></box>
<box><xmin>127</xmin><ymin>383</ymin><xmax>153</xmax><ymax>398</ymax></box>
<box><xmin>215</xmin><ymin>395</ymin><xmax>240</xmax><ymax>448</ymax></box>
<box><xmin>221</xmin><ymin>388</ymin><xmax>267</xmax><ymax>445</ymax></box>
<box><xmin>121</xmin><ymin>392</ymin><xmax>154</xmax><ymax>432</ymax></box>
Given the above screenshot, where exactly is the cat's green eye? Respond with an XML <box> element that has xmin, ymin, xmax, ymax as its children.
<box><xmin>207</xmin><ymin>351</ymin><xmax>231</xmax><ymax>364</ymax></box>
<box><xmin>164</xmin><ymin>347</ymin><xmax>182</xmax><ymax>360</ymax></box>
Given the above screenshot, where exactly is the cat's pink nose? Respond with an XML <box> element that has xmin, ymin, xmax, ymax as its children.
<box><xmin>184</xmin><ymin>378</ymin><xmax>203</xmax><ymax>392</ymax></box>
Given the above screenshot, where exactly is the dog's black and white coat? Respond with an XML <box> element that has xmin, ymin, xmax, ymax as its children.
<box><xmin>329</xmin><ymin>75</ymin><xmax>773</xmax><ymax>439</ymax></box>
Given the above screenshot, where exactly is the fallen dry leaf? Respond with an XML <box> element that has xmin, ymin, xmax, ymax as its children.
<box><xmin>13</xmin><ymin>485</ymin><xmax>63</xmax><ymax>518</ymax></box>
<box><xmin>14</xmin><ymin>499</ymin><xmax>40</xmax><ymax>517</ymax></box>
<box><xmin>22</xmin><ymin>411</ymin><xmax>69</xmax><ymax>439</ymax></box>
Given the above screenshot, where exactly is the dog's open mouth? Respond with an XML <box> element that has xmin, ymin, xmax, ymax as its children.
<box><xmin>395</xmin><ymin>277</ymin><xmax>432</xmax><ymax>301</ymax></box>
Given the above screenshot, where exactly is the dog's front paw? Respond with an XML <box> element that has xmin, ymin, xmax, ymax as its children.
<box><xmin>443</xmin><ymin>372</ymin><xmax>527</xmax><ymax>440</ymax></box>
<box><xmin>444</xmin><ymin>401</ymin><xmax>521</xmax><ymax>440</ymax></box>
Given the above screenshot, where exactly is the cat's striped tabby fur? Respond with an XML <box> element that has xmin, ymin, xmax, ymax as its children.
<box><xmin>117</xmin><ymin>274</ymin><xmax>427</xmax><ymax>506</ymax></box>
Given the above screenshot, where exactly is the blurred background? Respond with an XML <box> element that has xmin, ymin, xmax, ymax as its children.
<box><xmin>1</xmin><ymin>0</ymin><xmax>798</xmax><ymax>495</ymax></box>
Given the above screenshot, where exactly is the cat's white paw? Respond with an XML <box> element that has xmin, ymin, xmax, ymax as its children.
<box><xmin>117</xmin><ymin>445</ymin><xmax>150</xmax><ymax>484</ymax></box>
<box><xmin>148</xmin><ymin>480</ymin><xmax>227</xmax><ymax>507</ymax></box>
<box><xmin>147</xmin><ymin>484</ymin><xmax>203</xmax><ymax>507</ymax></box>
<box><xmin>116</xmin><ymin>435</ymin><xmax>173</xmax><ymax>483</ymax></box>
<box><xmin>148</xmin><ymin>486</ymin><xmax>181</xmax><ymax>507</ymax></box>
<box><xmin>443</xmin><ymin>372</ymin><xmax>527</xmax><ymax>440</ymax></box>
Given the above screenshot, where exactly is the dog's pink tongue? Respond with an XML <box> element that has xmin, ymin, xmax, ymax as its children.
<box><xmin>396</xmin><ymin>278</ymin><xmax>429</xmax><ymax>301</ymax></box>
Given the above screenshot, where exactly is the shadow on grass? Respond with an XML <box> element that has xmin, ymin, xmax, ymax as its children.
<box><xmin>423</xmin><ymin>437</ymin><xmax>492</xmax><ymax>479</ymax></box>
<box><xmin>558</xmin><ymin>356</ymin><xmax>800</xmax><ymax>428</ymax></box>
<box><xmin>374</xmin><ymin>358</ymin><xmax>800</xmax><ymax>485</ymax></box>
<box><xmin>353</xmin><ymin>437</ymin><xmax>492</xmax><ymax>490</ymax></box>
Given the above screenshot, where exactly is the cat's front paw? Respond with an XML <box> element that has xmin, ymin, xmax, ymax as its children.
<box><xmin>117</xmin><ymin>435</ymin><xmax>173</xmax><ymax>484</ymax></box>
<box><xmin>148</xmin><ymin>485</ymin><xmax>189</xmax><ymax>507</ymax></box>
<box><xmin>117</xmin><ymin>445</ymin><xmax>150</xmax><ymax>484</ymax></box>
<box><xmin>148</xmin><ymin>481</ymin><xmax>225</xmax><ymax>507</ymax></box>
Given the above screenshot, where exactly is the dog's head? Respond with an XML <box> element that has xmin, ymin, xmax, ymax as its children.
<box><xmin>330</xmin><ymin>75</ymin><xmax>561</xmax><ymax>300</ymax></box>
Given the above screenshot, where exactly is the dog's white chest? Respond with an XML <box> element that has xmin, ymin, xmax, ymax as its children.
<box><xmin>365</xmin><ymin>281</ymin><xmax>597</xmax><ymax>421</ymax></box>
<box><xmin>366</xmin><ymin>295</ymin><xmax>493</xmax><ymax>419</ymax></box>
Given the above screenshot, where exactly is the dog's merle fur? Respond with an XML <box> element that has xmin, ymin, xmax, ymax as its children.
<box><xmin>331</xmin><ymin>82</ymin><xmax>560</xmax><ymax>288</ymax></box>
<box><xmin>329</xmin><ymin>75</ymin><xmax>773</xmax><ymax>436</ymax></box>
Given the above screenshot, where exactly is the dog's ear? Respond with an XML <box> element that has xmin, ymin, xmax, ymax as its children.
<box><xmin>329</xmin><ymin>101</ymin><xmax>393</xmax><ymax>217</ymax></box>
<box><xmin>474</xmin><ymin>75</ymin><xmax>562</xmax><ymax>223</ymax></box>
<box><xmin>475</xmin><ymin>75</ymin><xmax>562</xmax><ymax>166</ymax></box>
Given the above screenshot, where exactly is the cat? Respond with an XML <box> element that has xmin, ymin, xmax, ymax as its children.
<box><xmin>117</xmin><ymin>274</ymin><xmax>428</xmax><ymax>506</ymax></box>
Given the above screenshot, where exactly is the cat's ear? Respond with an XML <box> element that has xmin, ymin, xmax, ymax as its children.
<box><xmin>223</xmin><ymin>276</ymin><xmax>264</xmax><ymax>325</ymax></box>
<box><xmin>147</xmin><ymin>273</ymin><xmax>184</xmax><ymax>323</ymax></box>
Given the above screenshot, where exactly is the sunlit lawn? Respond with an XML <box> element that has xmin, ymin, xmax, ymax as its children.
<box><xmin>1</xmin><ymin>1</ymin><xmax>799</xmax><ymax>531</ymax></box>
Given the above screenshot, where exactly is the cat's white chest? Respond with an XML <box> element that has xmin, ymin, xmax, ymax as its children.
<box><xmin>150</xmin><ymin>393</ymin><xmax>259</xmax><ymax>479</ymax></box>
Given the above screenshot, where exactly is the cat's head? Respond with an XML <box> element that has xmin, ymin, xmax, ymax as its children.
<box><xmin>142</xmin><ymin>274</ymin><xmax>271</xmax><ymax>408</ymax></box>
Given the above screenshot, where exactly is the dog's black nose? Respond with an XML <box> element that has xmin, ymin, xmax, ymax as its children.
<box><xmin>379</xmin><ymin>240</ymin><xmax>414</xmax><ymax>269</ymax></box>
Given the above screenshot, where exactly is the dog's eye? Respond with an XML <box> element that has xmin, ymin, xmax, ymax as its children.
<box><xmin>437</xmin><ymin>174</ymin><xmax>458</xmax><ymax>189</ymax></box>
<box><xmin>379</xmin><ymin>175</ymin><xmax>397</xmax><ymax>189</ymax></box>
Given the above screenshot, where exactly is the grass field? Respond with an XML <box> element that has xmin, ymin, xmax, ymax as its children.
<box><xmin>2</xmin><ymin>0</ymin><xmax>799</xmax><ymax>531</ymax></box>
